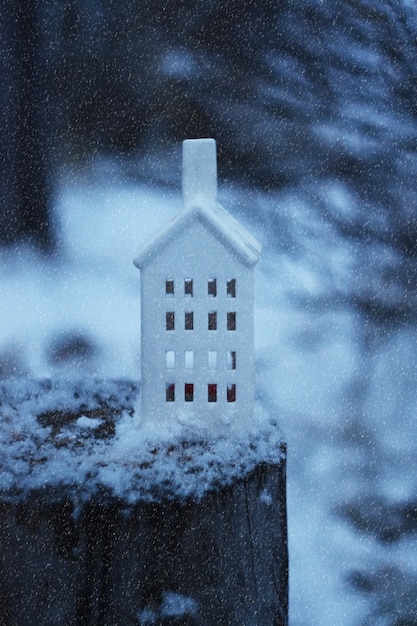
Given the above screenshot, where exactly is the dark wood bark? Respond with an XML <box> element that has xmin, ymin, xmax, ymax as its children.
<box><xmin>0</xmin><ymin>460</ymin><xmax>287</xmax><ymax>626</ymax></box>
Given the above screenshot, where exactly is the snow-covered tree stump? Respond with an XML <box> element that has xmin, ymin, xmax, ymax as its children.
<box><xmin>0</xmin><ymin>379</ymin><xmax>288</xmax><ymax>626</ymax></box>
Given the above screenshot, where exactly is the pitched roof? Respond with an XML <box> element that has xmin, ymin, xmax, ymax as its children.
<box><xmin>134</xmin><ymin>138</ymin><xmax>261</xmax><ymax>269</ymax></box>
<box><xmin>133</xmin><ymin>202</ymin><xmax>261</xmax><ymax>269</ymax></box>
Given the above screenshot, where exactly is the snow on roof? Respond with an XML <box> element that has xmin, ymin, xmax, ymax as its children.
<box><xmin>134</xmin><ymin>202</ymin><xmax>261</xmax><ymax>269</ymax></box>
<box><xmin>0</xmin><ymin>377</ymin><xmax>284</xmax><ymax>505</ymax></box>
<box><xmin>134</xmin><ymin>138</ymin><xmax>261</xmax><ymax>269</ymax></box>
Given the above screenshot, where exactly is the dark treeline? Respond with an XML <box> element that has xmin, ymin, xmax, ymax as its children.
<box><xmin>2</xmin><ymin>0</ymin><xmax>417</xmax><ymax>318</ymax></box>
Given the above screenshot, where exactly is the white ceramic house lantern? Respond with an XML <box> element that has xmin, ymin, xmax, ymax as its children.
<box><xmin>134</xmin><ymin>138</ymin><xmax>261</xmax><ymax>427</ymax></box>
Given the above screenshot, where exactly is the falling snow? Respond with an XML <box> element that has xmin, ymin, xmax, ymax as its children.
<box><xmin>2</xmin><ymin>2</ymin><xmax>417</xmax><ymax>624</ymax></box>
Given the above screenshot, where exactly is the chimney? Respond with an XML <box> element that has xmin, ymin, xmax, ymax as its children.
<box><xmin>182</xmin><ymin>138</ymin><xmax>217</xmax><ymax>209</ymax></box>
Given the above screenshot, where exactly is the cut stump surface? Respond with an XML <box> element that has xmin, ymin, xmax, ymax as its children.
<box><xmin>0</xmin><ymin>378</ymin><xmax>288</xmax><ymax>626</ymax></box>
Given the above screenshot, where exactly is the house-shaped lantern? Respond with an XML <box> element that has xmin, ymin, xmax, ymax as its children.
<box><xmin>134</xmin><ymin>138</ymin><xmax>261</xmax><ymax>426</ymax></box>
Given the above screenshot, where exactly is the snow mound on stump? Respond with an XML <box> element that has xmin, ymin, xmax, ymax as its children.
<box><xmin>0</xmin><ymin>377</ymin><xmax>285</xmax><ymax>504</ymax></box>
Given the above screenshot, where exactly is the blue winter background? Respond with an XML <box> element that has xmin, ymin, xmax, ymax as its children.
<box><xmin>2</xmin><ymin>1</ymin><xmax>417</xmax><ymax>624</ymax></box>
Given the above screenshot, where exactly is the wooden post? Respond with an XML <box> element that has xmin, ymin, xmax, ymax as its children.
<box><xmin>0</xmin><ymin>379</ymin><xmax>288</xmax><ymax>625</ymax></box>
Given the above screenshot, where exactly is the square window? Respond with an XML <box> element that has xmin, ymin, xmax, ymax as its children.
<box><xmin>185</xmin><ymin>383</ymin><xmax>194</xmax><ymax>402</ymax></box>
<box><xmin>185</xmin><ymin>311</ymin><xmax>194</xmax><ymax>330</ymax></box>
<box><xmin>227</xmin><ymin>384</ymin><xmax>236</xmax><ymax>403</ymax></box>
<box><xmin>208</xmin><ymin>351</ymin><xmax>217</xmax><ymax>369</ymax></box>
<box><xmin>208</xmin><ymin>311</ymin><xmax>217</xmax><ymax>330</ymax></box>
<box><xmin>185</xmin><ymin>350</ymin><xmax>194</xmax><ymax>369</ymax></box>
<box><xmin>226</xmin><ymin>351</ymin><xmax>236</xmax><ymax>370</ymax></box>
<box><xmin>208</xmin><ymin>383</ymin><xmax>217</xmax><ymax>403</ymax></box>
<box><xmin>165</xmin><ymin>279</ymin><xmax>174</xmax><ymax>297</ymax></box>
<box><xmin>227</xmin><ymin>279</ymin><xmax>236</xmax><ymax>298</ymax></box>
<box><xmin>166</xmin><ymin>351</ymin><xmax>175</xmax><ymax>369</ymax></box>
<box><xmin>208</xmin><ymin>278</ymin><xmax>217</xmax><ymax>297</ymax></box>
<box><xmin>227</xmin><ymin>312</ymin><xmax>236</xmax><ymax>331</ymax></box>
<box><xmin>184</xmin><ymin>278</ymin><xmax>193</xmax><ymax>296</ymax></box>
<box><xmin>166</xmin><ymin>383</ymin><xmax>175</xmax><ymax>402</ymax></box>
<box><xmin>166</xmin><ymin>312</ymin><xmax>175</xmax><ymax>330</ymax></box>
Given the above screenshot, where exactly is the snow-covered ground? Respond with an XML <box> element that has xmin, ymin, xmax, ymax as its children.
<box><xmin>1</xmin><ymin>159</ymin><xmax>416</xmax><ymax>624</ymax></box>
